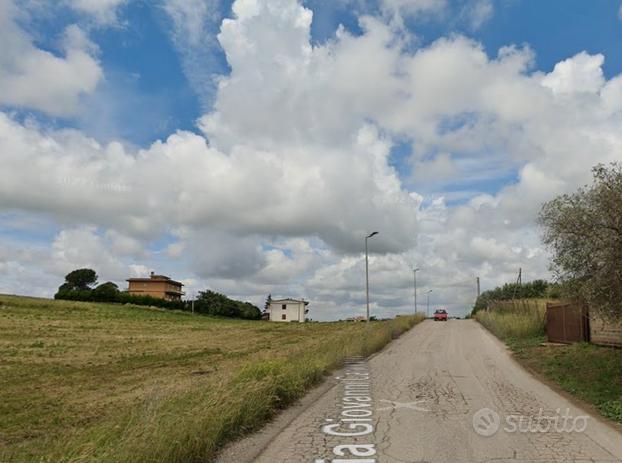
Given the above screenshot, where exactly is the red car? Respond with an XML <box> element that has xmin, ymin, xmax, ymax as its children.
<box><xmin>433</xmin><ymin>309</ymin><xmax>448</xmax><ymax>321</ymax></box>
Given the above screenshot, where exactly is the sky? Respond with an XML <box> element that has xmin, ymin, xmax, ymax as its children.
<box><xmin>1</xmin><ymin>0</ymin><xmax>622</xmax><ymax>320</ymax></box>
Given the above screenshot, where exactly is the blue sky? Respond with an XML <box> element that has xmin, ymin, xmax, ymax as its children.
<box><xmin>1</xmin><ymin>0</ymin><xmax>621</xmax><ymax>319</ymax></box>
<box><xmin>18</xmin><ymin>0</ymin><xmax>622</xmax><ymax>148</ymax></box>
<box><xmin>17</xmin><ymin>0</ymin><xmax>621</xmax><ymax>202</ymax></box>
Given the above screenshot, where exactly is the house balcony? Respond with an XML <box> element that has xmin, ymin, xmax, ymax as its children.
<box><xmin>165</xmin><ymin>289</ymin><xmax>185</xmax><ymax>296</ymax></box>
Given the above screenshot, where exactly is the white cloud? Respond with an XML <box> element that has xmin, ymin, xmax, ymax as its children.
<box><xmin>380</xmin><ymin>0</ymin><xmax>446</xmax><ymax>19</ymax></box>
<box><xmin>461</xmin><ymin>0</ymin><xmax>493</xmax><ymax>30</ymax></box>
<box><xmin>65</xmin><ymin>0</ymin><xmax>127</xmax><ymax>25</ymax></box>
<box><xmin>541</xmin><ymin>51</ymin><xmax>605</xmax><ymax>95</ymax></box>
<box><xmin>0</xmin><ymin>1</ymin><xmax>103</xmax><ymax>116</ymax></box>
<box><xmin>164</xmin><ymin>0</ymin><xmax>213</xmax><ymax>46</ymax></box>
<box><xmin>50</xmin><ymin>227</ymin><xmax>129</xmax><ymax>279</ymax></box>
<box><xmin>162</xmin><ymin>0</ymin><xmax>225</xmax><ymax>107</ymax></box>
<box><xmin>412</xmin><ymin>152</ymin><xmax>459</xmax><ymax>186</ymax></box>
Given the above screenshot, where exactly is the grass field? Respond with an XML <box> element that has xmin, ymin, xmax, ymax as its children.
<box><xmin>0</xmin><ymin>295</ymin><xmax>422</xmax><ymax>462</ymax></box>
<box><xmin>475</xmin><ymin>301</ymin><xmax>622</xmax><ymax>425</ymax></box>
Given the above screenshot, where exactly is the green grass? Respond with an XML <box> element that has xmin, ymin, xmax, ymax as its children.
<box><xmin>514</xmin><ymin>342</ymin><xmax>622</xmax><ymax>423</ymax></box>
<box><xmin>475</xmin><ymin>308</ymin><xmax>545</xmax><ymax>346</ymax></box>
<box><xmin>0</xmin><ymin>295</ymin><xmax>423</xmax><ymax>462</ymax></box>
<box><xmin>475</xmin><ymin>302</ymin><xmax>622</xmax><ymax>425</ymax></box>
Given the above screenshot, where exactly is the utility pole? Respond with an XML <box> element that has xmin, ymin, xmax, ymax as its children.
<box><xmin>512</xmin><ymin>268</ymin><xmax>522</xmax><ymax>299</ymax></box>
<box><xmin>365</xmin><ymin>231</ymin><xmax>379</xmax><ymax>322</ymax></box>
<box><xmin>413</xmin><ymin>267</ymin><xmax>420</xmax><ymax>314</ymax></box>
<box><xmin>476</xmin><ymin>277</ymin><xmax>480</xmax><ymax>299</ymax></box>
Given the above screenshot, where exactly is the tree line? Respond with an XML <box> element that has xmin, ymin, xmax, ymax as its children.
<box><xmin>54</xmin><ymin>268</ymin><xmax>261</xmax><ymax>320</ymax></box>
<box><xmin>473</xmin><ymin>162</ymin><xmax>622</xmax><ymax>318</ymax></box>
<box><xmin>472</xmin><ymin>280</ymin><xmax>558</xmax><ymax>313</ymax></box>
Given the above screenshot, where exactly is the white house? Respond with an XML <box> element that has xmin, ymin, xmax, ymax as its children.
<box><xmin>268</xmin><ymin>298</ymin><xmax>309</xmax><ymax>322</ymax></box>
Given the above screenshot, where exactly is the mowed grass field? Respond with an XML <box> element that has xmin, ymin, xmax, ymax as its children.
<box><xmin>0</xmin><ymin>295</ymin><xmax>422</xmax><ymax>462</ymax></box>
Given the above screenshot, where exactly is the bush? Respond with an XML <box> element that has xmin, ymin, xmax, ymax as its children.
<box><xmin>194</xmin><ymin>290</ymin><xmax>261</xmax><ymax>320</ymax></box>
<box><xmin>92</xmin><ymin>282</ymin><xmax>120</xmax><ymax>302</ymax></box>
<box><xmin>115</xmin><ymin>292</ymin><xmax>185</xmax><ymax>310</ymax></box>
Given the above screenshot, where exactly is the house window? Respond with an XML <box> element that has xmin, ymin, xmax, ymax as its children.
<box><xmin>282</xmin><ymin>304</ymin><xmax>287</xmax><ymax>310</ymax></box>
<box><xmin>282</xmin><ymin>314</ymin><xmax>286</xmax><ymax>320</ymax></box>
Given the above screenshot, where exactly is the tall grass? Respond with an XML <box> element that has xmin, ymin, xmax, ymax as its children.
<box><xmin>87</xmin><ymin>316</ymin><xmax>422</xmax><ymax>463</ymax></box>
<box><xmin>475</xmin><ymin>299</ymin><xmax>546</xmax><ymax>342</ymax></box>
<box><xmin>51</xmin><ymin>316</ymin><xmax>423</xmax><ymax>463</ymax></box>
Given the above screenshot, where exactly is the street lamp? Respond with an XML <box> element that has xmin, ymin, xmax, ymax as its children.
<box><xmin>413</xmin><ymin>267</ymin><xmax>420</xmax><ymax>314</ymax></box>
<box><xmin>365</xmin><ymin>231</ymin><xmax>379</xmax><ymax>322</ymax></box>
<box><xmin>426</xmin><ymin>289</ymin><xmax>433</xmax><ymax>318</ymax></box>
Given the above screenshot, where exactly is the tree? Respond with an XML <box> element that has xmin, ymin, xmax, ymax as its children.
<box><xmin>63</xmin><ymin>268</ymin><xmax>98</xmax><ymax>291</ymax></box>
<box><xmin>264</xmin><ymin>294</ymin><xmax>272</xmax><ymax>311</ymax></box>
<box><xmin>55</xmin><ymin>268</ymin><xmax>98</xmax><ymax>300</ymax></box>
<box><xmin>239</xmin><ymin>302</ymin><xmax>261</xmax><ymax>320</ymax></box>
<box><xmin>538</xmin><ymin>163</ymin><xmax>622</xmax><ymax>317</ymax></box>
<box><xmin>92</xmin><ymin>282</ymin><xmax>120</xmax><ymax>302</ymax></box>
<box><xmin>194</xmin><ymin>290</ymin><xmax>261</xmax><ymax>320</ymax></box>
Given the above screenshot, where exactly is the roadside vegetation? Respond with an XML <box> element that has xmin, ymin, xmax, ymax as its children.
<box><xmin>472</xmin><ymin>279</ymin><xmax>559</xmax><ymax>314</ymax></box>
<box><xmin>538</xmin><ymin>162</ymin><xmax>622</xmax><ymax>318</ymax></box>
<box><xmin>475</xmin><ymin>163</ymin><xmax>622</xmax><ymax>425</ymax></box>
<box><xmin>518</xmin><ymin>342</ymin><xmax>622</xmax><ymax>423</ymax></box>
<box><xmin>0</xmin><ymin>295</ymin><xmax>423</xmax><ymax>462</ymax></box>
<box><xmin>475</xmin><ymin>301</ymin><xmax>622</xmax><ymax>425</ymax></box>
<box><xmin>475</xmin><ymin>299</ymin><xmax>546</xmax><ymax>344</ymax></box>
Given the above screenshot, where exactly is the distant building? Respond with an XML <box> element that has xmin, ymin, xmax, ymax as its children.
<box><xmin>345</xmin><ymin>315</ymin><xmax>367</xmax><ymax>322</ymax></box>
<box><xmin>267</xmin><ymin>298</ymin><xmax>309</xmax><ymax>322</ymax></box>
<box><xmin>126</xmin><ymin>272</ymin><xmax>184</xmax><ymax>301</ymax></box>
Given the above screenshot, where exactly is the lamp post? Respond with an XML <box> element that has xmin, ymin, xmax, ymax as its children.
<box><xmin>365</xmin><ymin>231</ymin><xmax>379</xmax><ymax>322</ymax></box>
<box><xmin>426</xmin><ymin>289</ymin><xmax>433</xmax><ymax>318</ymax></box>
<box><xmin>413</xmin><ymin>267</ymin><xmax>420</xmax><ymax>314</ymax></box>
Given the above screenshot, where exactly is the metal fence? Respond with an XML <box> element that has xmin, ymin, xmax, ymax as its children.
<box><xmin>545</xmin><ymin>302</ymin><xmax>590</xmax><ymax>344</ymax></box>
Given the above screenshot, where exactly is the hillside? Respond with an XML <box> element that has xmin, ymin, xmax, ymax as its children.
<box><xmin>0</xmin><ymin>295</ymin><xmax>421</xmax><ymax>462</ymax></box>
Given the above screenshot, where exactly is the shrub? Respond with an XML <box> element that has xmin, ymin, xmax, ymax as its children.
<box><xmin>538</xmin><ymin>162</ymin><xmax>622</xmax><ymax>318</ymax></box>
<box><xmin>194</xmin><ymin>290</ymin><xmax>261</xmax><ymax>320</ymax></box>
<box><xmin>92</xmin><ymin>282</ymin><xmax>120</xmax><ymax>302</ymax></box>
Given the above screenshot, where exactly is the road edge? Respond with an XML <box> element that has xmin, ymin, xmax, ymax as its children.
<box><xmin>475</xmin><ymin>320</ymin><xmax>622</xmax><ymax>434</ymax></box>
<box><xmin>214</xmin><ymin>320</ymin><xmax>424</xmax><ymax>463</ymax></box>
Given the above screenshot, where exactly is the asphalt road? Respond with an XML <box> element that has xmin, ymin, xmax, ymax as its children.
<box><xmin>218</xmin><ymin>320</ymin><xmax>622</xmax><ymax>463</ymax></box>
